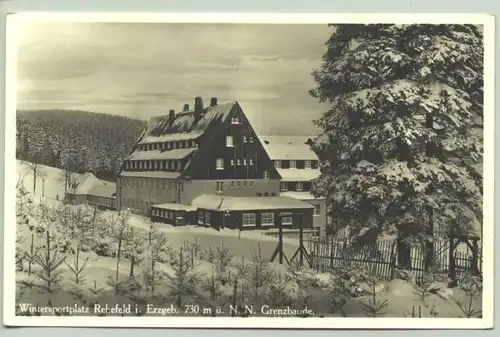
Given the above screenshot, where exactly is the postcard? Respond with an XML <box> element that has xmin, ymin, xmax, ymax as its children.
<box><xmin>2</xmin><ymin>12</ymin><xmax>495</xmax><ymax>329</ymax></box>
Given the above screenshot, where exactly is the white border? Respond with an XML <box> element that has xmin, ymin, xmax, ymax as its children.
<box><xmin>3</xmin><ymin>12</ymin><xmax>495</xmax><ymax>329</ymax></box>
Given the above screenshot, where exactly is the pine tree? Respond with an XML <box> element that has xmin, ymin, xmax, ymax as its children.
<box><xmin>309</xmin><ymin>25</ymin><xmax>483</xmax><ymax>262</ymax></box>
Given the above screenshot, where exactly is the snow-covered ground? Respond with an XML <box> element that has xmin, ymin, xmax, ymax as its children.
<box><xmin>16</xmin><ymin>159</ymin><xmax>81</xmax><ymax>201</ymax></box>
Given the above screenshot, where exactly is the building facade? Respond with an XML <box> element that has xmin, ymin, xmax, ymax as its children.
<box><xmin>259</xmin><ymin>136</ymin><xmax>327</xmax><ymax>233</ymax></box>
<box><xmin>117</xmin><ymin>97</ymin><xmax>314</xmax><ymax>230</ymax></box>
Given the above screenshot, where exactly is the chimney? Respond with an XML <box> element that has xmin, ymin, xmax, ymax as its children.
<box><xmin>183</xmin><ymin>104</ymin><xmax>190</xmax><ymax>112</ymax></box>
<box><xmin>168</xmin><ymin>109</ymin><xmax>175</xmax><ymax>126</ymax></box>
<box><xmin>210</xmin><ymin>97</ymin><xmax>218</xmax><ymax>107</ymax></box>
<box><xmin>194</xmin><ymin>96</ymin><xmax>204</xmax><ymax>121</ymax></box>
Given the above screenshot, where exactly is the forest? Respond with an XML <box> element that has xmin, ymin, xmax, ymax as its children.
<box><xmin>16</xmin><ymin>109</ymin><xmax>146</xmax><ymax>182</ymax></box>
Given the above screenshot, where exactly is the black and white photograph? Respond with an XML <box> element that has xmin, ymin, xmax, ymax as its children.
<box><xmin>3</xmin><ymin>13</ymin><xmax>495</xmax><ymax>329</ymax></box>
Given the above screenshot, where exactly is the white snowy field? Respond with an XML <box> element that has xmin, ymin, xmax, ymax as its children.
<box><xmin>16</xmin><ymin>159</ymin><xmax>79</xmax><ymax>201</ymax></box>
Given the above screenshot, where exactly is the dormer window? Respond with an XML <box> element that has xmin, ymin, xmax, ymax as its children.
<box><xmin>274</xmin><ymin>160</ymin><xmax>281</xmax><ymax>168</ymax></box>
<box><xmin>216</xmin><ymin>158</ymin><xmax>224</xmax><ymax>170</ymax></box>
<box><xmin>296</xmin><ymin>182</ymin><xmax>303</xmax><ymax>191</ymax></box>
<box><xmin>305</xmin><ymin>160</ymin><xmax>311</xmax><ymax>169</ymax></box>
<box><xmin>290</xmin><ymin>160</ymin><xmax>297</xmax><ymax>169</ymax></box>
<box><xmin>153</xmin><ymin>161</ymin><xmax>158</xmax><ymax>170</ymax></box>
<box><xmin>177</xmin><ymin>161</ymin><xmax>182</xmax><ymax>171</ymax></box>
<box><xmin>185</xmin><ymin>140</ymin><xmax>189</xmax><ymax>148</ymax></box>
<box><xmin>231</xmin><ymin>117</ymin><xmax>241</xmax><ymax>124</ymax></box>
<box><xmin>226</xmin><ymin>136</ymin><xmax>234</xmax><ymax>147</ymax></box>
<box><xmin>263</xmin><ymin>170</ymin><xmax>270</xmax><ymax>179</ymax></box>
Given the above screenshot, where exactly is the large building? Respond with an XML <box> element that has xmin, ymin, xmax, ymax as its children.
<box><xmin>117</xmin><ymin>97</ymin><xmax>315</xmax><ymax>230</ymax></box>
<box><xmin>259</xmin><ymin>136</ymin><xmax>327</xmax><ymax>232</ymax></box>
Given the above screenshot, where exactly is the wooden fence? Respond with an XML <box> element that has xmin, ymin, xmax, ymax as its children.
<box><xmin>306</xmin><ymin>237</ymin><xmax>482</xmax><ymax>281</ymax></box>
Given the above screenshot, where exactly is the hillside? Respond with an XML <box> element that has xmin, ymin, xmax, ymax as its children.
<box><xmin>16</xmin><ymin>109</ymin><xmax>146</xmax><ymax>181</ymax></box>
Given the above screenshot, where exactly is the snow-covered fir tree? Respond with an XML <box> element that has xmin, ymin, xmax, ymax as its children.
<box><xmin>309</xmin><ymin>24</ymin><xmax>483</xmax><ymax>264</ymax></box>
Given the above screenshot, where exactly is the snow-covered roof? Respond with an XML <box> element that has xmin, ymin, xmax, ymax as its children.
<box><xmin>259</xmin><ymin>135</ymin><xmax>319</xmax><ymax>160</ymax></box>
<box><xmin>277</xmin><ymin>168</ymin><xmax>320</xmax><ymax>182</ymax></box>
<box><xmin>119</xmin><ymin>171</ymin><xmax>181</xmax><ymax>179</ymax></box>
<box><xmin>279</xmin><ymin>191</ymin><xmax>324</xmax><ymax>201</ymax></box>
<box><xmin>88</xmin><ymin>181</ymin><xmax>117</xmax><ymax>199</ymax></box>
<box><xmin>67</xmin><ymin>172</ymin><xmax>116</xmax><ymax>198</ymax></box>
<box><xmin>70</xmin><ymin>172</ymin><xmax>99</xmax><ymax>195</ymax></box>
<box><xmin>125</xmin><ymin>148</ymin><xmax>196</xmax><ymax>161</ymax></box>
<box><xmin>191</xmin><ymin>194</ymin><xmax>314</xmax><ymax>211</ymax></box>
<box><xmin>137</xmin><ymin>102</ymin><xmax>235</xmax><ymax>145</ymax></box>
<box><xmin>151</xmin><ymin>203</ymin><xmax>197</xmax><ymax>211</ymax></box>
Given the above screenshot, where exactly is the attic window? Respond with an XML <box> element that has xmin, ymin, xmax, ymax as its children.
<box><xmin>226</xmin><ymin>136</ymin><xmax>234</xmax><ymax>147</ymax></box>
<box><xmin>290</xmin><ymin>160</ymin><xmax>297</xmax><ymax>169</ymax></box>
<box><xmin>161</xmin><ymin>143</ymin><xmax>166</xmax><ymax>150</ymax></box>
<box><xmin>263</xmin><ymin>170</ymin><xmax>270</xmax><ymax>179</ymax></box>
<box><xmin>305</xmin><ymin>160</ymin><xmax>311</xmax><ymax>169</ymax></box>
<box><xmin>216</xmin><ymin>158</ymin><xmax>224</xmax><ymax>170</ymax></box>
<box><xmin>167</xmin><ymin>142</ymin><xmax>171</xmax><ymax>150</ymax></box>
<box><xmin>243</xmin><ymin>136</ymin><xmax>247</xmax><ymax>143</ymax></box>
<box><xmin>231</xmin><ymin>117</ymin><xmax>241</xmax><ymax>124</ymax></box>
<box><xmin>184</xmin><ymin>140</ymin><xmax>189</xmax><ymax>148</ymax></box>
<box><xmin>231</xmin><ymin>159</ymin><xmax>235</xmax><ymax>166</ymax></box>
<box><xmin>274</xmin><ymin>160</ymin><xmax>281</xmax><ymax>168</ymax></box>
<box><xmin>249</xmin><ymin>136</ymin><xmax>254</xmax><ymax>143</ymax></box>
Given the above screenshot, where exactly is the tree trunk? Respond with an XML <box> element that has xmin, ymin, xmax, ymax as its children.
<box><xmin>129</xmin><ymin>255</ymin><xmax>135</xmax><ymax>278</ymax></box>
<box><xmin>32</xmin><ymin>169</ymin><xmax>37</xmax><ymax>194</ymax></box>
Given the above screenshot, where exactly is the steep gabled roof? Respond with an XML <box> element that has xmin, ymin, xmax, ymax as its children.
<box><xmin>136</xmin><ymin>102</ymin><xmax>235</xmax><ymax>144</ymax></box>
<box><xmin>259</xmin><ymin>135</ymin><xmax>319</xmax><ymax>160</ymax></box>
<box><xmin>67</xmin><ymin>172</ymin><xmax>116</xmax><ymax>198</ymax></box>
<box><xmin>120</xmin><ymin>102</ymin><xmax>237</xmax><ymax>178</ymax></box>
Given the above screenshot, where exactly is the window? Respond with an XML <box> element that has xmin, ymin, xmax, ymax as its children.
<box><xmin>290</xmin><ymin>160</ymin><xmax>297</xmax><ymax>169</ymax></box>
<box><xmin>231</xmin><ymin>159</ymin><xmax>235</xmax><ymax>166</ymax></box>
<box><xmin>274</xmin><ymin>160</ymin><xmax>281</xmax><ymax>168</ymax></box>
<box><xmin>166</xmin><ymin>161</ymin><xmax>170</xmax><ymax>170</ymax></box>
<box><xmin>231</xmin><ymin>117</ymin><xmax>241</xmax><ymax>124</ymax></box>
<box><xmin>185</xmin><ymin>140</ymin><xmax>189</xmax><ymax>148</ymax></box>
<box><xmin>249</xmin><ymin>136</ymin><xmax>254</xmax><ymax>143</ymax></box>
<box><xmin>242</xmin><ymin>213</ymin><xmax>256</xmax><ymax>227</ymax></box>
<box><xmin>243</xmin><ymin>136</ymin><xmax>247</xmax><ymax>143</ymax></box>
<box><xmin>167</xmin><ymin>142</ymin><xmax>171</xmax><ymax>150</ymax></box>
<box><xmin>243</xmin><ymin>158</ymin><xmax>247</xmax><ymax>165</ymax></box>
<box><xmin>168</xmin><ymin>211</ymin><xmax>173</xmax><ymax>219</ymax></box>
<box><xmin>305</xmin><ymin>160</ymin><xmax>311</xmax><ymax>169</ymax></box>
<box><xmin>281</xmin><ymin>213</ymin><xmax>293</xmax><ymax>225</ymax></box>
<box><xmin>154</xmin><ymin>161</ymin><xmax>158</xmax><ymax>170</ymax></box>
<box><xmin>216</xmin><ymin>181</ymin><xmax>224</xmax><ymax>193</ymax></box>
<box><xmin>160</xmin><ymin>161</ymin><xmax>164</xmax><ymax>170</ymax></box>
<box><xmin>243</xmin><ymin>181</ymin><xmax>247</xmax><ymax>187</ymax></box>
<box><xmin>280</xmin><ymin>182</ymin><xmax>288</xmax><ymax>191</ymax></box>
<box><xmin>226</xmin><ymin>136</ymin><xmax>234</xmax><ymax>147</ymax></box>
<box><xmin>263</xmin><ymin>170</ymin><xmax>270</xmax><ymax>179</ymax></box>
<box><xmin>249</xmin><ymin>181</ymin><xmax>254</xmax><ymax>187</ymax></box>
<box><xmin>249</xmin><ymin>158</ymin><xmax>254</xmax><ymax>166</ymax></box>
<box><xmin>216</xmin><ymin>158</ymin><xmax>224</xmax><ymax>170</ymax></box>
<box><xmin>230</xmin><ymin>181</ymin><xmax>235</xmax><ymax>188</ymax></box>
<box><xmin>148</xmin><ymin>161</ymin><xmax>153</xmax><ymax>170</ymax></box>
<box><xmin>261</xmin><ymin>212</ymin><xmax>274</xmax><ymax>226</ymax></box>
<box><xmin>198</xmin><ymin>211</ymin><xmax>204</xmax><ymax>224</ymax></box>
<box><xmin>205</xmin><ymin>212</ymin><xmax>211</xmax><ymax>225</ymax></box>
<box><xmin>236</xmin><ymin>181</ymin><xmax>241</xmax><ymax>188</ymax></box>
<box><xmin>296</xmin><ymin>182</ymin><xmax>303</xmax><ymax>191</ymax></box>
<box><xmin>237</xmin><ymin>159</ymin><xmax>241</xmax><ymax>166</ymax></box>
<box><xmin>314</xmin><ymin>204</ymin><xmax>321</xmax><ymax>216</ymax></box>
<box><xmin>179</xmin><ymin>181</ymin><xmax>184</xmax><ymax>192</ymax></box>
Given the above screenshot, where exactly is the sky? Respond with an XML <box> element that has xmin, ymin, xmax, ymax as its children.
<box><xmin>17</xmin><ymin>22</ymin><xmax>332</xmax><ymax>136</ymax></box>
